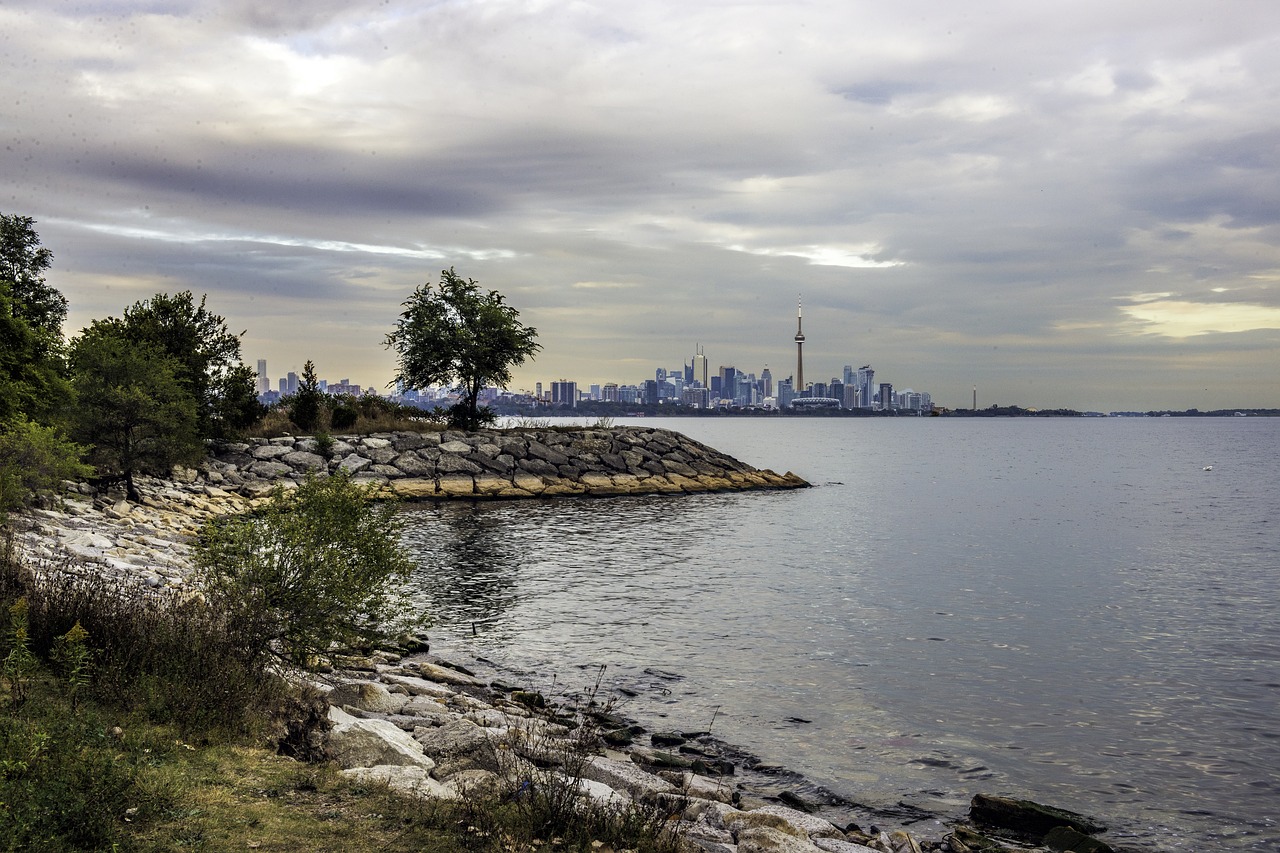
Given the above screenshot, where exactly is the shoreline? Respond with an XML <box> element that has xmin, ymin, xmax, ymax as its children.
<box><xmin>10</xmin><ymin>431</ymin><xmax>1144</xmax><ymax>853</ymax></box>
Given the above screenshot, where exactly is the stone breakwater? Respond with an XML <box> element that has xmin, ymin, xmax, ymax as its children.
<box><xmin>13</xmin><ymin>427</ymin><xmax>803</xmax><ymax>592</ymax></box>
<box><xmin>207</xmin><ymin>426</ymin><xmax>808</xmax><ymax>500</ymax></box>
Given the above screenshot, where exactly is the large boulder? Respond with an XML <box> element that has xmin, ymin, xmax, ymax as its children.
<box><xmin>579</xmin><ymin>755</ymin><xmax>675</xmax><ymax>800</ymax></box>
<box><xmin>969</xmin><ymin>794</ymin><xmax>1106</xmax><ymax>840</ymax></box>
<box><xmin>327</xmin><ymin>680</ymin><xmax>410</xmax><ymax>715</ymax></box>
<box><xmin>326</xmin><ymin>706</ymin><xmax>435</xmax><ymax>770</ymax></box>
<box><xmin>340</xmin><ymin>764</ymin><xmax>451</xmax><ymax>799</ymax></box>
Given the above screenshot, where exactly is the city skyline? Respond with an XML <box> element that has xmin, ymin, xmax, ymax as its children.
<box><xmin>6</xmin><ymin>2</ymin><xmax>1280</xmax><ymax>412</ymax></box>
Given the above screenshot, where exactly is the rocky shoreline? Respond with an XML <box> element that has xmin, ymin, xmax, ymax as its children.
<box><xmin>9</xmin><ymin>428</ymin><xmax>1141</xmax><ymax>852</ymax></box>
<box><xmin>209</xmin><ymin>426</ymin><xmax>809</xmax><ymax>500</ymax></box>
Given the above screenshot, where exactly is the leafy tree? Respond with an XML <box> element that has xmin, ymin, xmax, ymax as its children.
<box><xmin>288</xmin><ymin>359</ymin><xmax>322</xmax><ymax>432</ymax></box>
<box><xmin>115</xmin><ymin>291</ymin><xmax>264</xmax><ymax>438</ymax></box>
<box><xmin>385</xmin><ymin>268</ymin><xmax>540</xmax><ymax>431</ymax></box>
<box><xmin>0</xmin><ymin>216</ymin><xmax>72</xmax><ymax>427</ymax></box>
<box><xmin>0</xmin><ymin>287</ymin><xmax>71</xmax><ymax>426</ymax></box>
<box><xmin>194</xmin><ymin>472</ymin><xmax>415</xmax><ymax>667</ymax></box>
<box><xmin>0</xmin><ymin>415</ymin><xmax>91</xmax><ymax>520</ymax></box>
<box><xmin>0</xmin><ymin>213</ymin><xmax>66</xmax><ymax>338</ymax></box>
<box><xmin>68</xmin><ymin>323</ymin><xmax>203</xmax><ymax>500</ymax></box>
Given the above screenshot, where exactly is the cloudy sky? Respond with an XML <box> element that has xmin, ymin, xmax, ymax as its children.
<box><xmin>5</xmin><ymin>0</ymin><xmax>1279</xmax><ymax>410</ymax></box>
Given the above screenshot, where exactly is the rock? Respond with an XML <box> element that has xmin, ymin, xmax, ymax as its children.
<box><xmin>737</xmin><ymin>826</ymin><xmax>827</xmax><ymax>853</ymax></box>
<box><xmin>337</xmin><ymin>454</ymin><xmax>372</xmax><ymax>474</ymax></box>
<box><xmin>670</xmin><ymin>771</ymin><xmax>736</xmax><ymax>804</ymax></box>
<box><xmin>887</xmin><ymin>830</ymin><xmax>923</xmax><ymax>853</ymax></box>
<box><xmin>580</xmin><ymin>755</ymin><xmax>676</xmax><ymax>800</ymax></box>
<box><xmin>381</xmin><ymin>672</ymin><xmax>457</xmax><ymax>698</ymax></box>
<box><xmin>969</xmin><ymin>794</ymin><xmax>1106</xmax><ymax>839</ymax></box>
<box><xmin>392</xmin><ymin>453</ymin><xmax>435</xmax><ymax>477</ymax></box>
<box><xmin>436</xmin><ymin>455</ymin><xmax>482</xmax><ymax>475</ymax></box>
<box><xmin>813</xmin><ymin>838</ymin><xmax>880</xmax><ymax>853</ymax></box>
<box><xmin>340</xmin><ymin>764</ymin><xmax>452</xmax><ymax>799</ymax></box>
<box><xmin>1043</xmin><ymin>826</ymin><xmax>1114</xmax><ymax>853</ymax></box>
<box><xmin>414</xmin><ymin>718</ymin><xmax>500</xmax><ymax>762</ymax></box>
<box><xmin>326</xmin><ymin>706</ymin><xmax>435</xmax><ymax>770</ymax></box>
<box><xmin>727</xmin><ymin>805</ymin><xmax>845</xmax><ymax>840</ymax></box>
<box><xmin>327</xmin><ymin>681</ymin><xmax>410</xmax><ymax>714</ymax></box>
<box><xmin>574</xmin><ymin>777</ymin><xmax>630</xmax><ymax>807</ymax></box>
<box><xmin>439</xmin><ymin>440</ymin><xmax>473</xmax><ymax>453</ymax></box>
<box><xmin>282</xmin><ymin>451</ymin><xmax>328</xmax><ymax>471</ymax></box>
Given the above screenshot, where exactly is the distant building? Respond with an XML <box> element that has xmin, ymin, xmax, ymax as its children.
<box><xmin>551</xmin><ymin>380</ymin><xmax>577</xmax><ymax>407</ymax></box>
<box><xmin>878</xmin><ymin>382</ymin><xmax>894</xmax><ymax>411</ymax></box>
<box><xmin>256</xmin><ymin>359</ymin><xmax>269</xmax><ymax>395</ymax></box>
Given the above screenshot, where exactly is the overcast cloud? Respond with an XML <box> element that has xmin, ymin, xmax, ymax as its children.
<box><xmin>4</xmin><ymin>0</ymin><xmax>1279</xmax><ymax>410</ymax></box>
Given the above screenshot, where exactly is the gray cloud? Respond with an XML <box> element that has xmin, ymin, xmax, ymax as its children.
<box><xmin>2</xmin><ymin>0</ymin><xmax>1278</xmax><ymax>410</ymax></box>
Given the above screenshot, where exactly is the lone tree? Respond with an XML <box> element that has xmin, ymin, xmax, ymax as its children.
<box><xmin>68</xmin><ymin>322</ymin><xmax>203</xmax><ymax>500</ymax></box>
<box><xmin>385</xmin><ymin>268</ymin><xmax>540</xmax><ymax>430</ymax></box>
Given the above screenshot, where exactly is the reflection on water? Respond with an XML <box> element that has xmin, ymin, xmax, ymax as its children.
<box><xmin>396</xmin><ymin>418</ymin><xmax>1280</xmax><ymax>851</ymax></box>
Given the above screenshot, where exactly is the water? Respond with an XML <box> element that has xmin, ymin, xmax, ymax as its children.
<box><xmin>399</xmin><ymin>417</ymin><xmax>1280</xmax><ymax>850</ymax></box>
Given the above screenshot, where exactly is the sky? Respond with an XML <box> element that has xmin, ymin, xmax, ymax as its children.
<box><xmin>4</xmin><ymin>0</ymin><xmax>1279</xmax><ymax>411</ymax></box>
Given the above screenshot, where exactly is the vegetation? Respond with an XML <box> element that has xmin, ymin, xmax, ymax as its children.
<box><xmin>68</xmin><ymin>324</ymin><xmax>205</xmax><ymax>500</ymax></box>
<box><xmin>0</xmin><ymin>415</ymin><xmax>91</xmax><ymax>521</ymax></box>
<box><xmin>195</xmin><ymin>472</ymin><xmax>416</xmax><ymax>667</ymax></box>
<box><xmin>288</xmin><ymin>359</ymin><xmax>323</xmax><ymax>432</ymax></box>
<box><xmin>249</xmin><ymin>391</ymin><xmax>443</xmax><ymax>438</ymax></box>
<box><xmin>386</xmin><ymin>267</ymin><xmax>540</xmax><ymax>431</ymax></box>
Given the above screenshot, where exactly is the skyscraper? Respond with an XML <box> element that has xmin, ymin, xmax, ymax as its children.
<box><xmin>256</xmin><ymin>359</ymin><xmax>269</xmax><ymax>395</ymax></box>
<box><xmin>794</xmin><ymin>297</ymin><xmax>805</xmax><ymax>394</ymax></box>
<box><xmin>761</xmin><ymin>366</ymin><xmax>773</xmax><ymax>399</ymax></box>
<box><xmin>693</xmin><ymin>344</ymin><xmax>708</xmax><ymax>389</ymax></box>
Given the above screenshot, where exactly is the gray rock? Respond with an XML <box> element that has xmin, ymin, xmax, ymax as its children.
<box><xmin>328</xmin><ymin>681</ymin><xmax>411</xmax><ymax>714</ymax></box>
<box><xmin>439</xmin><ymin>440</ymin><xmax>473</xmax><ymax>453</ymax></box>
<box><xmin>326</xmin><ymin>706</ymin><xmax>435</xmax><ymax>770</ymax></box>
<box><xmin>282</xmin><ymin>451</ymin><xmax>328</xmax><ymax>471</ymax></box>
<box><xmin>580</xmin><ymin>755</ymin><xmax>676</xmax><ymax>800</ymax></box>
<box><xmin>251</xmin><ymin>444</ymin><xmax>293</xmax><ymax>460</ymax></box>
<box><xmin>360</xmin><ymin>437</ymin><xmax>392</xmax><ymax>450</ymax></box>
<box><xmin>391</xmin><ymin>452</ymin><xmax>434</xmax><ymax>477</ymax></box>
<box><xmin>436</xmin><ymin>455</ymin><xmax>482</xmax><ymax>475</ymax></box>
<box><xmin>337</xmin><ymin>454</ymin><xmax>372</xmax><ymax>474</ymax></box>
<box><xmin>248</xmin><ymin>460</ymin><xmax>293</xmax><ymax>478</ymax></box>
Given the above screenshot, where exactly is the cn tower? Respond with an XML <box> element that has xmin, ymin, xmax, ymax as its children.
<box><xmin>794</xmin><ymin>296</ymin><xmax>805</xmax><ymax>393</ymax></box>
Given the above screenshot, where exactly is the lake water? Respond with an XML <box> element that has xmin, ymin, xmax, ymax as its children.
<box><xmin>399</xmin><ymin>417</ymin><xmax>1280</xmax><ymax>851</ymax></box>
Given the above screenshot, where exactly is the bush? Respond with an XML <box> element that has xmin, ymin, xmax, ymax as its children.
<box><xmin>195</xmin><ymin>471</ymin><xmax>416</xmax><ymax>666</ymax></box>
<box><xmin>0</xmin><ymin>416</ymin><xmax>91</xmax><ymax>518</ymax></box>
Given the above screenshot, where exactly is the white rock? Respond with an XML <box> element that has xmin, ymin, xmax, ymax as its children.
<box><xmin>328</xmin><ymin>681</ymin><xmax>410</xmax><ymax>715</ymax></box>
<box><xmin>326</xmin><ymin>705</ymin><xmax>435</xmax><ymax>770</ymax></box>
<box><xmin>381</xmin><ymin>672</ymin><xmax>458</xmax><ymax>699</ymax></box>
<box><xmin>340</xmin><ymin>765</ymin><xmax>453</xmax><ymax>799</ymax></box>
<box><xmin>580</xmin><ymin>755</ymin><xmax>676</xmax><ymax>800</ymax></box>
<box><xmin>738</xmin><ymin>825</ymin><xmax>827</xmax><ymax>853</ymax></box>
<box><xmin>416</xmin><ymin>661</ymin><xmax>486</xmax><ymax>687</ymax></box>
<box><xmin>730</xmin><ymin>804</ymin><xmax>845</xmax><ymax>839</ymax></box>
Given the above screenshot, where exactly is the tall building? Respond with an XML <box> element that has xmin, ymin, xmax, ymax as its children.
<box><xmin>794</xmin><ymin>297</ymin><xmax>805</xmax><ymax>394</ymax></box>
<box><xmin>843</xmin><ymin>364</ymin><xmax>854</xmax><ymax>386</ymax></box>
<box><xmin>551</xmin><ymin>380</ymin><xmax>577</xmax><ymax>407</ymax></box>
<box><xmin>761</xmin><ymin>366</ymin><xmax>773</xmax><ymax>399</ymax></box>
<box><xmin>693</xmin><ymin>344</ymin><xmax>708</xmax><ymax>388</ymax></box>
<box><xmin>256</xmin><ymin>359</ymin><xmax>269</xmax><ymax>395</ymax></box>
<box><xmin>878</xmin><ymin>382</ymin><xmax>894</xmax><ymax>411</ymax></box>
<box><xmin>286</xmin><ymin>371</ymin><xmax>298</xmax><ymax>395</ymax></box>
<box><xmin>856</xmin><ymin>365</ymin><xmax>875</xmax><ymax>408</ymax></box>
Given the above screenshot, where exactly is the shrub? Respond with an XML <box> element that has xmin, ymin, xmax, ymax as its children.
<box><xmin>0</xmin><ymin>416</ymin><xmax>91</xmax><ymax>518</ymax></box>
<box><xmin>195</xmin><ymin>471</ymin><xmax>416</xmax><ymax>667</ymax></box>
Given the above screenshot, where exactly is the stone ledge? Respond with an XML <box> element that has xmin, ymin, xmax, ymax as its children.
<box><xmin>206</xmin><ymin>427</ymin><xmax>809</xmax><ymax>501</ymax></box>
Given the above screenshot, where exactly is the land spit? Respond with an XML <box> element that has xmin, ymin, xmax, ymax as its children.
<box><xmin>9</xmin><ymin>427</ymin><xmax>1142</xmax><ymax>852</ymax></box>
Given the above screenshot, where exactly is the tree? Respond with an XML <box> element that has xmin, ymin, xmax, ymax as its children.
<box><xmin>68</xmin><ymin>323</ymin><xmax>203</xmax><ymax>500</ymax></box>
<box><xmin>0</xmin><ymin>213</ymin><xmax>66</xmax><ymax>338</ymax></box>
<box><xmin>116</xmin><ymin>291</ymin><xmax>264</xmax><ymax>438</ymax></box>
<box><xmin>385</xmin><ymin>268</ymin><xmax>540</xmax><ymax>430</ymax></box>
<box><xmin>0</xmin><ymin>415</ymin><xmax>91</xmax><ymax>520</ymax></box>
<box><xmin>194</xmin><ymin>472</ymin><xmax>415</xmax><ymax>667</ymax></box>
<box><xmin>288</xmin><ymin>359</ymin><xmax>322</xmax><ymax>432</ymax></box>
<box><xmin>0</xmin><ymin>216</ymin><xmax>72</xmax><ymax>426</ymax></box>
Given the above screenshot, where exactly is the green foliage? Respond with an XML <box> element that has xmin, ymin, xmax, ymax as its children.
<box><xmin>68</xmin><ymin>323</ymin><xmax>203</xmax><ymax>499</ymax></box>
<box><xmin>50</xmin><ymin>622</ymin><xmax>92</xmax><ymax>710</ymax></box>
<box><xmin>0</xmin><ymin>213</ymin><xmax>65</xmax><ymax>339</ymax></box>
<box><xmin>113</xmin><ymin>290</ymin><xmax>265</xmax><ymax>438</ymax></box>
<box><xmin>289</xmin><ymin>359</ymin><xmax>323</xmax><ymax>432</ymax></box>
<box><xmin>195</xmin><ymin>472</ymin><xmax>416</xmax><ymax>666</ymax></box>
<box><xmin>386</xmin><ymin>267</ymin><xmax>540</xmax><ymax>431</ymax></box>
<box><xmin>0</xmin><ymin>415</ymin><xmax>90</xmax><ymax>519</ymax></box>
<box><xmin>330</xmin><ymin>402</ymin><xmax>359</xmax><ymax>430</ymax></box>
<box><xmin>2</xmin><ymin>599</ymin><xmax>37</xmax><ymax>707</ymax></box>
